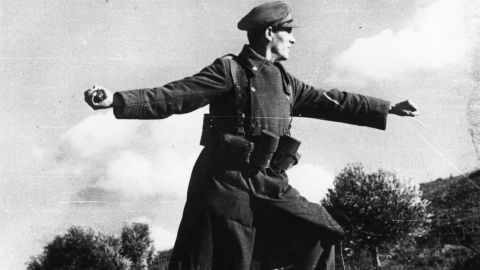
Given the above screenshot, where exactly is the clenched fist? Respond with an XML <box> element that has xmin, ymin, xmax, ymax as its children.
<box><xmin>84</xmin><ymin>85</ymin><xmax>114</xmax><ymax>110</ymax></box>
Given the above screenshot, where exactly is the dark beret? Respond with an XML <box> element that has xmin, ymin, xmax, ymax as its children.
<box><xmin>238</xmin><ymin>1</ymin><xmax>296</xmax><ymax>31</ymax></box>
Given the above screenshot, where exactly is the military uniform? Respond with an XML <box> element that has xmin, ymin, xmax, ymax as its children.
<box><xmin>110</xmin><ymin>1</ymin><xmax>391</xmax><ymax>269</ymax></box>
<box><xmin>113</xmin><ymin>43</ymin><xmax>390</xmax><ymax>269</ymax></box>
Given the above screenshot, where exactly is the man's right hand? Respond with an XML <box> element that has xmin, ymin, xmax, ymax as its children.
<box><xmin>84</xmin><ymin>85</ymin><xmax>114</xmax><ymax>110</ymax></box>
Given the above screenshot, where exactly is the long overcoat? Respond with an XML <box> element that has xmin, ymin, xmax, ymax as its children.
<box><xmin>113</xmin><ymin>45</ymin><xmax>391</xmax><ymax>270</ymax></box>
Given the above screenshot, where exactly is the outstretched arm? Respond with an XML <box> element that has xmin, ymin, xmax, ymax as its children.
<box><xmin>287</xmin><ymin>73</ymin><xmax>418</xmax><ymax>130</ymax></box>
<box><xmin>83</xmin><ymin>57</ymin><xmax>230</xmax><ymax>119</ymax></box>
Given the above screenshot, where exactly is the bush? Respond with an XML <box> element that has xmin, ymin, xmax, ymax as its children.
<box><xmin>26</xmin><ymin>227</ymin><xmax>129</xmax><ymax>270</ymax></box>
<box><xmin>323</xmin><ymin>164</ymin><xmax>431</xmax><ymax>268</ymax></box>
<box><xmin>26</xmin><ymin>223</ymin><xmax>161</xmax><ymax>270</ymax></box>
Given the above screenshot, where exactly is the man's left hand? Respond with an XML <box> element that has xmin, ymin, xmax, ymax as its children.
<box><xmin>389</xmin><ymin>100</ymin><xmax>418</xmax><ymax>117</ymax></box>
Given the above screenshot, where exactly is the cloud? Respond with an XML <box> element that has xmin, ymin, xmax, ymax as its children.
<box><xmin>59</xmin><ymin>112</ymin><xmax>142</xmax><ymax>158</ymax></box>
<box><xmin>97</xmin><ymin>150</ymin><xmax>195</xmax><ymax>197</ymax></box>
<box><xmin>74</xmin><ymin>187</ymin><xmax>121</xmax><ymax>202</ymax></box>
<box><xmin>287</xmin><ymin>163</ymin><xmax>334</xmax><ymax>203</ymax></box>
<box><xmin>327</xmin><ymin>0</ymin><xmax>470</xmax><ymax>82</ymax></box>
<box><xmin>52</xmin><ymin>107</ymin><xmax>203</xmax><ymax>256</ymax></box>
<box><xmin>56</xmin><ymin>109</ymin><xmax>205</xmax><ymax>199</ymax></box>
<box><xmin>31</xmin><ymin>144</ymin><xmax>48</xmax><ymax>159</ymax></box>
<box><xmin>99</xmin><ymin>151</ymin><xmax>156</xmax><ymax>195</ymax></box>
<box><xmin>150</xmin><ymin>225</ymin><xmax>177</xmax><ymax>251</ymax></box>
<box><xmin>465</xmin><ymin>0</ymin><xmax>480</xmax><ymax>161</ymax></box>
<box><xmin>129</xmin><ymin>216</ymin><xmax>176</xmax><ymax>251</ymax></box>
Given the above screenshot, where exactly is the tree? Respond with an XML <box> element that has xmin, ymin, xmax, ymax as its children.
<box><xmin>322</xmin><ymin>163</ymin><xmax>431</xmax><ymax>268</ymax></box>
<box><xmin>26</xmin><ymin>226</ymin><xmax>129</xmax><ymax>270</ymax></box>
<box><xmin>120</xmin><ymin>223</ymin><xmax>155</xmax><ymax>270</ymax></box>
<box><xmin>149</xmin><ymin>249</ymin><xmax>173</xmax><ymax>270</ymax></box>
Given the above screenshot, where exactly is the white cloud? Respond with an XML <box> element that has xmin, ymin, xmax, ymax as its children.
<box><xmin>128</xmin><ymin>217</ymin><xmax>176</xmax><ymax>251</ymax></box>
<box><xmin>129</xmin><ymin>216</ymin><xmax>152</xmax><ymax>224</ymax></box>
<box><xmin>31</xmin><ymin>145</ymin><xmax>47</xmax><ymax>159</ymax></box>
<box><xmin>57</xmin><ymin>109</ymin><xmax>205</xmax><ymax>199</ymax></box>
<box><xmin>59</xmin><ymin>112</ymin><xmax>142</xmax><ymax>158</ymax></box>
<box><xmin>96</xmin><ymin>149</ymin><xmax>195</xmax><ymax>198</ymax></box>
<box><xmin>328</xmin><ymin>0</ymin><xmax>470</xmax><ymax>82</ymax></box>
<box><xmin>99</xmin><ymin>151</ymin><xmax>156</xmax><ymax>195</ymax></box>
<box><xmin>150</xmin><ymin>225</ymin><xmax>177</xmax><ymax>251</ymax></box>
<box><xmin>287</xmin><ymin>163</ymin><xmax>334</xmax><ymax>203</ymax></box>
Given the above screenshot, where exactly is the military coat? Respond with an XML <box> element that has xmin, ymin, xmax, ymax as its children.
<box><xmin>113</xmin><ymin>45</ymin><xmax>391</xmax><ymax>270</ymax></box>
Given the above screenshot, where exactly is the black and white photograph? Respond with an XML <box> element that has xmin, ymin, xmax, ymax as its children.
<box><xmin>1</xmin><ymin>0</ymin><xmax>480</xmax><ymax>269</ymax></box>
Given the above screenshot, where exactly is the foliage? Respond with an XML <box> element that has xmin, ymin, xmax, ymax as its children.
<box><xmin>421</xmin><ymin>171</ymin><xmax>480</xmax><ymax>252</ymax></box>
<box><xmin>26</xmin><ymin>167</ymin><xmax>480</xmax><ymax>270</ymax></box>
<box><xmin>120</xmin><ymin>223</ymin><xmax>155</xmax><ymax>270</ymax></box>
<box><xmin>380</xmin><ymin>239</ymin><xmax>475</xmax><ymax>270</ymax></box>
<box><xmin>451</xmin><ymin>253</ymin><xmax>480</xmax><ymax>270</ymax></box>
<box><xmin>322</xmin><ymin>163</ymin><xmax>431</xmax><ymax>268</ymax></box>
<box><xmin>26</xmin><ymin>226</ymin><xmax>129</xmax><ymax>270</ymax></box>
<box><xmin>149</xmin><ymin>249</ymin><xmax>173</xmax><ymax>270</ymax></box>
<box><xmin>26</xmin><ymin>223</ymin><xmax>159</xmax><ymax>270</ymax></box>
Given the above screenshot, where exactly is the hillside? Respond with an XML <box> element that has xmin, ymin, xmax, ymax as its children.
<box><xmin>421</xmin><ymin>170</ymin><xmax>480</xmax><ymax>205</ymax></box>
<box><xmin>420</xmin><ymin>169</ymin><xmax>480</xmax><ymax>251</ymax></box>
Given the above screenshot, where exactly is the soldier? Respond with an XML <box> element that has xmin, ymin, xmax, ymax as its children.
<box><xmin>84</xmin><ymin>1</ymin><xmax>417</xmax><ymax>269</ymax></box>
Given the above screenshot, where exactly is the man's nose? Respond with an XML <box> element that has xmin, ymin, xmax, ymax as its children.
<box><xmin>290</xmin><ymin>35</ymin><xmax>296</xmax><ymax>44</ymax></box>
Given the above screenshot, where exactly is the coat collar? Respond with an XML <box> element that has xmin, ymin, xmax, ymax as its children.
<box><xmin>237</xmin><ymin>45</ymin><xmax>275</xmax><ymax>76</ymax></box>
<box><xmin>236</xmin><ymin>45</ymin><xmax>292</xmax><ymax>96</ymax></box>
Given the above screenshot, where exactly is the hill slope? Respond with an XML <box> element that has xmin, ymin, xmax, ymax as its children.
<box><xmin>420</xmin><ymin>169</ymin><xmax>480</xmax><ymax>250</ymax></box>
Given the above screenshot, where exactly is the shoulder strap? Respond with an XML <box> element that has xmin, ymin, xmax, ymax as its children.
<box><xmin>223</xmin><ymin>54</ymin><xmax>241</xmax><ymax>87</ymax></box>
<box><xmin>220</xmin><ymin>55</ymin><xmax>294</xmax><ymax>137</ymax></box>
<box><xmin>222</xmin><ymin>54</ymin><xmax>250</xmax><ymax>136</ymax></box>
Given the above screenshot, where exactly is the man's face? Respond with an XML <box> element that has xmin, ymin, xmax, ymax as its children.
<box><xmin>271</xmin><ymin>27</ymin><xmax>295</xmax><ymax>61</ymax></box>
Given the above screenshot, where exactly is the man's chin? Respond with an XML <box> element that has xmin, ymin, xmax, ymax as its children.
<box><xmin>277</xmin><ymin>55</ymin><xmax>289</xmax><ymax>62</ymax></box>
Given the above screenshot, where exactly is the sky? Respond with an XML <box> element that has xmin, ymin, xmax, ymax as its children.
<box><xmin>1</xmin><ymin>0</ymin><xmax>479</xmax><ymax>269</ymax></box>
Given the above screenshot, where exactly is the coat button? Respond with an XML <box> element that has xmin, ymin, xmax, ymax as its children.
<box><xmin>252</xmin><ymin>66</ymin><xmax>258</xmax><ymax>71</ymax></box>
<box><xmin>250</xmin><ymin>87</ymin><xmax>256</xmax><ymax>92</ymax></box>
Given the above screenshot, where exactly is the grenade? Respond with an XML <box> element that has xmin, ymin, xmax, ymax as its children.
<box><xmin>270</xmin><ymin>135</ymin><xmax>301</xmax><ymax>172</ymax></box>
<box><xmin>93</xmin><ymin>89</ymin><xmax>106</xmax><ymax>103</ymax></box>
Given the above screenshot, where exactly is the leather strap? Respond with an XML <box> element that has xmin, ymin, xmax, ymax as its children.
<box><xmin>224</xmin><ymin>54</ymin><xmax>251</xmax><ymax>136</ymax></box>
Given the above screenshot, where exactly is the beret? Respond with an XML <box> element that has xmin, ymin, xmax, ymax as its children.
<box><xmin>238</xmin><ymin>1</ymin><xmax>296</xmax><ymax>31</ymax></box>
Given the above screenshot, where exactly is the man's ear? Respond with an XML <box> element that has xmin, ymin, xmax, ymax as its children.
<box><xmin>265</xmin><ymin>26</ymin><xmax>273</xmax><ymax>41</ymax></box>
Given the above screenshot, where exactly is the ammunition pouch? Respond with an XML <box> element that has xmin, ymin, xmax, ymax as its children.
<box><xmin>217</xmin><ymin>133</ymin><xmax>254</xmax><ymax>169</ymax></box>
<box><xmin>202</xmin><ymin>114</ymin><xmax>301</xmax><ymax>171</ymax></box>
<box><xmin>270</xmin><ymin>134</ymin><xmax>301</xmax><ymax>173</ymax></box>
<box><xmin>250</xmin><ymin>130</ymin><xmax>280</xmax><ymax>168</ymax></box>
<box><xmin>206</xmin><ymin>125</ymin><xmax>300</xmax><ymax>173</ymax></box>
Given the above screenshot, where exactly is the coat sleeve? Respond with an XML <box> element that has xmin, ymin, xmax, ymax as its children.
<box><xmin>113</xmin><ymin>58</ymin><xmax>231</xmax><ymax>119</ymax></box>
<box><xmin>289</xmin><ymin>74</ymin><xmax>391</xmax><ymax>130</ymax></box>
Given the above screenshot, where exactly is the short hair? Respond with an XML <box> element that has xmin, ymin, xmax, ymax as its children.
<box><xmin>247</xmin><ymin>28</ymin><xmax>266</xmax><ymax>46</ymax></box>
